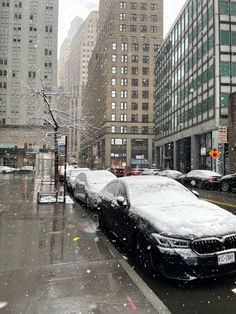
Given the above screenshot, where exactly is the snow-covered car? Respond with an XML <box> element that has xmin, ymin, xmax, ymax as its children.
<box><xmin>74</xmin><ymin>170</ymin><xmax>116</xmax><ymax>209</ymax></box>
<box><xmin>16</xmin><ymin>165</ymin><xmax>34</xmax><ymax>174</ymax></box>
<box><xmin>66</xmin><ymin>168</ymin><xmax>90</xmax><ymax>191</ymax></box>
<box><xmin>141</xmin><ymin>168</ymin><xmax>161</xmax><ymax>176</ymax></box>
<box><xmin>220</xmin><ymin>173</ymin><xmax>236</xmax><ymax>192</ymax></box>
<box><xmin>98</xmin><ymin>176</ymin><xmax>236</xmax><ymax>281</ymax></box>
<box><xmin>179</xmin><ymin>170</ymin><xmax>221</xmax><ymax>189</ymax></box>
<box><xmin>0</xmin><ymin>166</ymin><xmax>16</xmax><ymax>174</ymax></box>
<box><xmin>159</xmin><ymin>169</ymin><xmax>182</xmax><ymax>180</ymax></box>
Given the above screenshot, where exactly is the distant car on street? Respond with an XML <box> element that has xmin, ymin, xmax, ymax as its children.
<box><xmin>0</xmin><ymin>166</ymin><xmax>16</xmax><ymax>174</ymax></box>
<box><xmin>179</xmin><ymin>170</ymin><xmax>221</xmax><ymax>189</ymax></box>
<box><xmin>74</xmin><ymin>170</ymin><xmax>116</xmax><ymax>209</ymax></box>
<box><xmin>125</xmin><ymin>168</ymin><xmax>143</xmax><ymax>176</ymax></box>
<box><xmin>98</xmin><ymin>176</ymin><xmax>236</xmax><ymax>281</ymax></box>
<box><xmin>159</xmin><ymin>169</ymin><xmax>182</xmax><ymax>180</ymax></box>
<box><xmin>220</xmin><ymin>173</ymin><xmax>236</xmax><ymax>192</ymax></box>
<box><xmin>107</xmin><ymin>166</ymin><xmax>126</xmax><ymax>177</ymax></box>
<box><xmin>141</xmin><ymin>168</ymin><xmax>160</xmax><ymax>176</ymax></box>
<box><xmin>66</xmin><ymin>168</ymin><xmax>90</xmax><ymax>191</ymax></box>
<box><xmin>16</xmin><ymin>166</ymin><xmax>34</xmax><ymax>174</ymax></box>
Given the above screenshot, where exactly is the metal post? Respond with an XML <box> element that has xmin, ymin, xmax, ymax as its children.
<box><xmin>64</xmin><ymin>135</ymin><xmax>67</xmax><ymax>204</ymax></box>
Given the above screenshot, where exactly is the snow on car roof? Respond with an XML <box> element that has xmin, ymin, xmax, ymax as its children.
<box><xmin>119</xmin><ymin>176</ymin><xmax>236</xmax><ymax>238</ymax></box>
<box><xmin>86</xmin><ymin>170</ymin><xmax>116</xmax><ymax>182</ymax></box>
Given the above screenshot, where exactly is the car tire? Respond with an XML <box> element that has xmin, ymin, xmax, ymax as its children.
<box><xmin>134</xmin><ymin>234</ymin><xmax>154</xmax><ymax>276</ymax></box>
<box><xmin>222</xmin><ymin>181</ymin><xmax>230</xmax><ymax>192</ymax></box>
<box><xmin>203</xmin><ymin>181</ymin><xmax>211</xmax><ymax>190</ymax></box>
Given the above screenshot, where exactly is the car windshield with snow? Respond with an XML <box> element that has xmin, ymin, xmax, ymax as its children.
<box><xmin>99</xmin><ymin>176</ymin><xmax>236</xmax><ymax>281</ymax></box>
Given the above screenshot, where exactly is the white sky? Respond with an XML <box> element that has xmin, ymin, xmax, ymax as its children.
<box><xmin>58</xmin><ymin>0</ymin><xmax>186</xmax><ymax>52</ymax></box>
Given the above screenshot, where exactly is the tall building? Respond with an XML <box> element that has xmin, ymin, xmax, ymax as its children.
<box><xmin>63</xmin><ymin>11</ymin><xmax>99</xmax><ymax>162</ymax></box>
<box><xmin>0</xmin><ymin>0</ymin><xmax>58</xmax><ymax>166</ymax></box>
<box><xmin>80</xmin><ymin>0</ymin><xmax>163</xmax><ymax>169</ymax></box>
<box><xmin>154</xmin><ymin>0</ymin><xmax>236</xmax><ymax>175</ymax></box>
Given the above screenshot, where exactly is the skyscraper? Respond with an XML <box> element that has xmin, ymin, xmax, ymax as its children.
<box><xmin>80</xmin><ymin>0</ymin><xmax>163</xmax><ymax>169</ymax></box>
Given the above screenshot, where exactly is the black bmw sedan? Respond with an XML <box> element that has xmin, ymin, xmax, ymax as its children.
<box><xmin>98</xmin><ymin>176</ymin><xmax>236</xmax><ymax>281</ymax></box>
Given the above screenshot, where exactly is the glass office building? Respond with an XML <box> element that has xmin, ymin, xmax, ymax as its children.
<box><xmin>154</xmin><ymin>0</ymin><xmax>236</xmax><ymax>174</ymax></box>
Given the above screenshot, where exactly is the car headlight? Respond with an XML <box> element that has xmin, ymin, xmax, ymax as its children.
<box><xmin>152</xmin><ymin>233</ymin><xmax>190</xmax><ymax>249</ymax></box>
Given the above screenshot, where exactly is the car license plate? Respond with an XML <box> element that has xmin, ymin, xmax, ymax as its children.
<box><xmin>217</xmin><ymin>252</ymin><xmax>235</xmax><ymax>265</ymax></box>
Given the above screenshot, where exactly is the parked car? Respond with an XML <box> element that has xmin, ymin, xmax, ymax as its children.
<box><xmin>107</xmin><ymin>166</ymin><xmax>126</xmax><ymax>177</ymax></box>
<box><xmin>179</xmin><ymin>170</ymin><xmax>221</xmax><ymax>189</ymax></box>
<box><xmin>125</xmin><ymin>168</ymin><xmax>143</xmax><ymax>176</ymax></box>
<box><xmin>141</xmin><ymin>168</ymin><xmax>160</xmax><ymax>176</ymax></box>
<box><xmin>66</xmin><ymin>168</ymin><xmax>90</xmax><ymax>191</ymax></box>
<box><xmin>159</xmin><ymin>169</ymin><xmax>182</xmax><ymax>180</ymax></box>
<box><xmin>58</xmin><ymin>164</ymin><xmax>74</xmax><ymax>182</ymax></box>
<box><xmin>0</xmin><ymin>166</ymin><xmax>16</xmax><ymax>174</ymax></box>
<box><xmin>16</xmin><ymin>166</ymin><xmax>34</xmax><ymax>174</ymax></box>
<box><xmin>74</xmin><ymin>170</ymin><xmax>116</xmax><ymax>209</ymax></box>
<box><xmin>98</xmin><ymin>176</ymin><xmax>236</xmax><ymax>281</ymax></box>
<box><xmin>220</xmin><ymin>173</ymin><xmax>236</xmax><ymax>192</ymax></box>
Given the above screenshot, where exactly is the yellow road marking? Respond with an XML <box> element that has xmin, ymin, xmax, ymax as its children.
<box><xmin>202</xmin><ymin>198</ymin><xmax>236</xmax><ymax>209</ymax></box>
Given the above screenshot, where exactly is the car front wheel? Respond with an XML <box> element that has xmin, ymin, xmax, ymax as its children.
<box><xmin>134</xmin><ymin>234</ymin><xmax>154</xmax><ymax>276</ymax></box>
<box><xmin>222</xmin><ymin>181</ymin><xmax>230</xmax><ymax>192</ymax></box>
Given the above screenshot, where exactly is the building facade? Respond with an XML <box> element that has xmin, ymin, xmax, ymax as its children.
<box><xmin>0</xmin><ymin>0</ymin><xmax>58</xmax><ymax>165</ymax></box>
<box><xmin>80</xmin><ymin>0</ymin><xmax>163</xmax><ymax>169</ymax></box>
<box><xmin>154</xmin><ymin>0</ymin><xmax>236</xmax><ymax>175</ymax></box>
<box><xmin>62</xmin><ymin>11</ymin><xmax>99</xmax><ymax>162</ymax></box>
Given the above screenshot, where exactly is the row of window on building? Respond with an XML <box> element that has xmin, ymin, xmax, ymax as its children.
<box><xmin>119</xmin><ymin>2</ymin><xmax>158</xmax><ymax>11</ymax></box>
<box><xmin>119</xmin><ymin>24</ymin><xmax>158</xmax><ymax>33</ymax></box>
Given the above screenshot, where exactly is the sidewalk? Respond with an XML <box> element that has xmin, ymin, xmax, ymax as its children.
<box><xmin>0</xmin><ymin>174</ymin><xmax>170</xmax><ymax>314</ymax></box>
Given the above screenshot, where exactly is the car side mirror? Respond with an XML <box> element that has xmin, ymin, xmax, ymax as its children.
<box><xmin>191</xmin><ymin>190</ymin><xmax>199</xmax><ymax>198</ymax></box>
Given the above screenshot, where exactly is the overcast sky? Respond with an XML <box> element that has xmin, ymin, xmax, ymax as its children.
<box><xmin>58</xmin><ymin>0</ymin><xmax>186</xmax><ymax>52</ymax></box>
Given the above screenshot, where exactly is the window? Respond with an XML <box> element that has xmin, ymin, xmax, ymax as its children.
<box><xmin>130</xmin><ymin>2</ymin><xmax>137</xmax><ymax>9</ymax></box>
<box><xmin>151</xmin><ymin>3</ymin><xmax>157</xmax><ymax>11</ymax></box>
<box><xmin>120</xmin><ymin>13</ymin><xmax>126</xmax><ymax>20</ymax></box>
<box><xmin>112</xmin><ymin>54</ymin><xmax>117</xmax><ymax>62</ymax></box>
<box><xmin>120</xmin><ymin>114</ymin><xmax>127</xmax><ymax>121</ymax></box>
<box><xmin>140</xmin><ymin>3</ymin><xmax>147</xmax><ymax>10</ymax></box>
<box><xmin>142</xmin><ymin>79</ymin><xmax>149</xmax><ymax>87</ymax></box>
<box><xmin>112</xmin><ymin>66</ymin><xmax>116</xmax><ymax>73</ymax></box>
<box><xmin>130</xmin><ymin>25</ymin><xmax>137</xmax><ymax>32</ymax></box>
<box><xmin>132</xmin><ymin>67</ymin><xmax>138</xmax><ymax>75</ymax></box>
<box><xmin>150</xmin><ymin>26</ymin><xmax>157</xmax><ymax>33</ymax></box>
<box><xmin>111</xmin><ymin>78</ymin><xmax>116</xmax><ymax>86</ymax></box>
<box><xmin>142</xmin><ymin>91</ymin><xmax>149</xmax><ymax>98</ymax></box>
<box><xmin>143</xmin><ymin>67</ymin><xmax>149</xmax><ymax>75</ymax></box>
<box><xmin>112</xmin><ymin>43</ymin><xmax>117</xmax><ymax>50</ymax></box>
<box><xmin>140</xmin><ymin>25</ymin><xmax>147</xmax><ymax>32</ymax></box>
<box><xmin>112</xmin><ymin>102</ymin><xmax>116</xmax><ymax>109</ymax></box>
<box><xmin>120</xmin><ymin>2</ymin><xmax>126</xmax><ymax>9</ymax></box>
<box><xmin>132</xmin><ymin>55</ymin><xmax>139</xmax><ymax>63</ymax></box>
<box><xmin>131</xmin><ymin>102</ymin><xmax>138</xmax><ymax>110</ymax></box>
<box><xmin>131</xmin><ymin>126</ymin><xmax>138</xmax><ymax>133</ymax></box>
<box><xmin>121</xmin><ymin>55</ymin><xmax>128</xmax><ymax>62</ymax></box>
<box><xmin>132</xmin><ymin>79</ymin><xmax>138</xmax><ymax>86</ymax></box>
<box><xmin>130</xmin><ymin>14</ymin><xmax>137</xmax><ymax>21</ymax></box>
<box><xmin>142</xmin><ymin>126</ymin><xmax>149</xmax><ymax>134</ymax></box>
<box><xmin>220</xmin><ymin>30</ymin><xmax>230</xmax><ymax>45</ymax></box>
<box><xmin>112</xmin><ymin>90</ymin><xmax>116</xmax><ymax>97</ymax></box>
<box><xmin>121</xmin><ymin>78</ymin><xmax>128</xmax><ymax>86</ymax></box>
<box><xmin>142</xmin><ymin>114</ymin><xmax>149</xmax><ymax>122</ymax></box>
<box><xmin>142</xmin><ymin>102</ymin><xmax>149</xmax><ymax>110</ymax></box>
<box><xmin>150</xmin><ymin>15</ymin><xmax>157</xmax><ymax>22</ymax></box>
<box><xmin>121</xmin><ymin>90</ymin><xmax>128</xmax><ymax>98</ymax></box>
<box><xmin>121</xmin><ymin>126</ymin><xmax>127</xmax><ymax>133</ymax></box>
<box><xmin>143</xmin><ymin>56</ymin><xmax>149</xmax><ymax>63</ymax></box>
<box><xmin>220</xmin><ymin>62</ymin><xmax>230</xmax><ymax>76</ymax></box>
<box><xmin>143</xmin><ymin>43</ymin><xmax>149</xmax><ymax>51</ymax></box>
<box><xmin>120</xmin><ymin>102</ymin><xmax>127</xmax><ymax>110</ymax></box>
<box><xmin>111</xmin><ymin>126</ymin><xmax>116</xmax><ymax>133</ymax></box>
<box><xmin>131</xmin><ymin>91</ymin><xmax>138</xmax><ymax>98</ymax></box>
<box><xmin>131</xmin><ymin>114</ymin><xmax>138</xmax><ymax>122</ymax></box>
<box><xmin>140</xmin><ymin>14</ymin><xmax>147</xmax><ymax>21</ymax></box>
<box><xmin>121</xmin><ymin>43</ymin><xmax>128</xmax><ymax>50</ymax></box>
<box><xmin>132</xmin><ymin>43</ymin><xmax>139</xmax><ymax>51</ymax></box>
<box><xmin>111</xmin><ymin>114</ymin><xmax>116</xmax><ymax>121</ymax></box>
<box><xmin>121</xmin><ymin>66</ymin><xmax>128</xmax><ymax>74</ymax></box>
<box><xmin>120</xmin><ymin>24</ymin><xmax>126</xmax><ymax>32</ymax></box>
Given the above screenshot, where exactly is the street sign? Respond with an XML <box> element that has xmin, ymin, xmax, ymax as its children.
<box><xmin>209</xmin><ymin>149</ymin><xmax>221</xmax><ymax>159</ymax></box>
<box><xmin>218</xmin><ymin>126</ymin><xmax>228</xmax><ymax>143</ymax></box>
